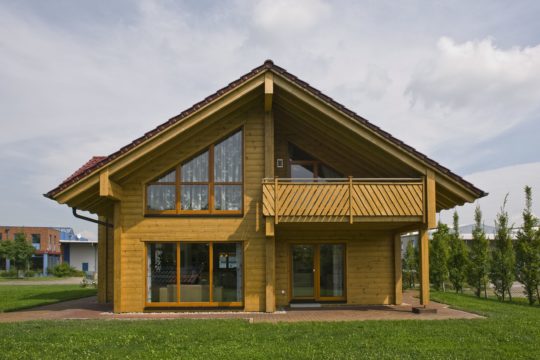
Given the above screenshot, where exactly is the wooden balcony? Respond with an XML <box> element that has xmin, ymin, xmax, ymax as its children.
<box><xmin>262</xmin><ymin>178</ymin><xmax>425</xmax><ymax>223</ymax></box>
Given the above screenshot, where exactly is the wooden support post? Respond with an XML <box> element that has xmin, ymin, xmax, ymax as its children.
<box><xmin>265</xmin><ymin>236</ymin><xmax>276</xmax><ymax>312</ymax></box>
<box><xmin>265</xmin><ymin>217</ymin><xmax>275</xmax><ymax>237</ymax></box>
<box><xmin>97</xmin><ymin>215</ymin><xmax>107</xmax><ymax>304</ymax></box>
<box><xmin>419</xmin><ymin>226</ymin><xmax>430</xmax><ymax>306</ymax></box>
<box><xmin>264</xmin><ymin>72</ymin><xmax>273</xmax><ymax>112</ymax></box>
<box><xmin>113</xmin><ymin>202</ymin><xmax>123</xmax><ymax>313</ymax></box>
<box><xmin>394</xmin><ymin>232</ymin><xmax>403</xmax><ymax>305</ymax></box>
<box><xmin>264</xmin><ymin>71</ymin><xmax>276</xmax><ymax>312</ymax></box>
<box><xmin>425</xmin><ymin>169</ymin><xmax>436</xmax><ymax>229</ymax></box>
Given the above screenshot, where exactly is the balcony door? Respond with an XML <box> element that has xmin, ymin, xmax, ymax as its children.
<box><xmin>291</xmin><ymin>244</ymin><xmax>346</xmax><ymax>302</ymax></box>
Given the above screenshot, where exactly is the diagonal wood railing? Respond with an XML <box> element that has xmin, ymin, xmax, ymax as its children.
<box><xmin>262</xmin><ymin>178</ymin><xmax>424</xmax><ymax>223</ymax></box>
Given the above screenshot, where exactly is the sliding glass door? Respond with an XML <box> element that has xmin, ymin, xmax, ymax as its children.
<box><xmin>146</xmin><ymin>241</ymin><xmax>243</xmax><ymax>307</ymax></box>
<box><xmin>291</xmin><ymin>243</ymin><xmax>345</xmax><ymax>301</ymax></box>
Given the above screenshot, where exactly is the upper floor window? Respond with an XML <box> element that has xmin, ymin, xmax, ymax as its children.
<box><xmin>146</xmin><ymin>129</ymin><xmax>243</xmax><ymax>215</ymax></box>
<box><xmin>288</xmin><ymin>143</ymin><xmax>342</xmax><ymax>179</ymax></box>
<box><xmin>31</xmin><ymin>234</ymin><xmax>41</xmax><ymax>250</ymax></box>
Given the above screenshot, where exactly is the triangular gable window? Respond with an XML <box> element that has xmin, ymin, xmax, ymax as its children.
<box><xmin>146</xmin><ymin>129</ymin><xmax>243</xmax><ymax>215</ymax></box>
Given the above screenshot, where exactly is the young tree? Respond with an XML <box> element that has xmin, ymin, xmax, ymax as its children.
<box><xmin>467</xmin><ymin>206</ymin><xmax>490</xmax><ymax>298</ymax></box>
<box><xmin>489</xmin><ymin>196</ymin><xmax>516</xmax><ymax>301</ymax></box>
<box><xmin>515</xmin><ymin>186</ymin><xmax>540</xmax><ymax>305</ymax></box>
<box><xmin>430</xmin><ymin>222</ymin><xmax>450</xmax><ymax>291</ymax></box>
<box><xmin>403</xmin><ymin>239</ymin><xmax>418</xmax><ymax>288</ymax></box>
<box><xmin>448</xmin><ymin>211</ymin><xmax>469</xmax><ymax>293</ymax></box>
<box><xmin>0</xmin><ymin>240</ymin><xmax>12</xmax><ymax>269</ymax></box>
<box><xmin>10</xmin><ymin>233</ymin><xmax>35</xmax><ymax>273</ymax></box>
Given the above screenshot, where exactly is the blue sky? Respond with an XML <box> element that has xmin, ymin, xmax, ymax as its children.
<box><xmin>1</xmin><ymin>0</ymin><xmax>539</xmax><ymax>239</ymax></box>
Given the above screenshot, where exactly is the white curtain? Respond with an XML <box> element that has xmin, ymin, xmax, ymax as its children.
<box><xmin>147</xmin><ymin>185</ymin><xmax>176</xmax><ymax>210</ymax></box>
<box><xmin>182</xmin><ymin>151</ymin><xmax>209</xmax><ymax>182</ymax></box>
<box><xmin>214</xmin><ymin>131</ymin><xmax>242</xmax><ymax>182</ymax></box>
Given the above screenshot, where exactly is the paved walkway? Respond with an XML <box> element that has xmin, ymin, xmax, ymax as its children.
<box><xmin>0</xmin><ymin>291</ymin><xmax>482</xmax><ymax>323</ymax></box>
<box><xmin>0</xmin><ymin>277</ymin><xmax>83</xmax><ymax>286</ymax></box>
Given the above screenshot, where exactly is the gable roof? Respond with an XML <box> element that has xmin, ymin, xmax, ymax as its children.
<box><xmin>45</xmin><ymin>60</ymin><xmax>487</xmax><ymax>200</ymax></box>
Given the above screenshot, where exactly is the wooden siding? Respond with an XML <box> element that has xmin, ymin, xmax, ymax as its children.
<box><xmin>275</xmin><ymin>225</ymin><xmax>396</xmax><ymax>306</ymax></box>
<box><xmin>114</xmin><ymin>104</ymin><xmax>266</xmax><ymax>312</ymax></box>
<box><xmin>263</xmin><ymin>179</ymin><xmax>424</xmax><ymax>223</ymax></box>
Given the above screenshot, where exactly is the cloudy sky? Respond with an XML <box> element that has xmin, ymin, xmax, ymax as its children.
<box><xmin>1</xmin><ymin>0</ymin><xmax>539</xmax><ymax>239</ymax></box>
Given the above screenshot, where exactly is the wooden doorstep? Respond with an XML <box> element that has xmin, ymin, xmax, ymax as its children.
<box><xmin>412</xmin><ymin>306</ymin><xmax>438</xmax><ymax>314</ymax></box>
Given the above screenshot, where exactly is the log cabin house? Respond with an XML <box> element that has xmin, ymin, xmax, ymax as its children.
<box><xmin>45</xmin><ymin>60</ymin><xmax>486</xmax><ymax>312</ymax></box>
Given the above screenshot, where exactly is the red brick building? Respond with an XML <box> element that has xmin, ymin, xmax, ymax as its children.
<box><xmin>0</xmin><ymin>226</ymin><xmax>62</xmax><ymax>274</ymax></box>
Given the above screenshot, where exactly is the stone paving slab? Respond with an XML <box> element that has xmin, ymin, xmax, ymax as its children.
<box><xmin>0</xmin><ymin>291</ymin><xmax>482</xmax><ymax>323</ymax></box>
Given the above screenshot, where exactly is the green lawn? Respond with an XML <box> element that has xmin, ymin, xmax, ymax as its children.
<box><xmin>0</xmin><ymin>276</ymin><xmax>72</xmax><ymax>282</ymax></box>
<box><xmin>0</xmin><ymin>285</ymin><xmax>97</xmax><ymax>312</ymax></box>
<box><xmin>0</xmin><ymin>292</ymin><xmax>538</xmax><ymax>359</ymax></box>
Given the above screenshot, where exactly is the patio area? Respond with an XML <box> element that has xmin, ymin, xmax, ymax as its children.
<box><xmin>0</xmin><ymin>290</ymin><xmax>482</xmax><ymax>323</ymax></box>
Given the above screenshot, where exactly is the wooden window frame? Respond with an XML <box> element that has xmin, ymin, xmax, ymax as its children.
<box><xmin>145</xmin><ymin>128</ymin><xmax>244</xmax><ymax>216</ymax></box>
<box><xmin>144</xmin><ymin>241</ymin><xmax>244</xmax><ymax>308</ymax></box>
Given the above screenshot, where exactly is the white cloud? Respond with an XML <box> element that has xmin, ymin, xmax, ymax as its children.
<box><xmin>251</xmin><ymin>0</ymin><xmax>331</xmax><ymax>33</ymax></box>
<box><xmin>440</xmin><ymin>162</ymin><xmax>540</xmax><ymax>227</ymax></box>
<box><xmin>406</xmin><ymin>37</ymin><xmax>540</xmax><ymax>144</ymax></box>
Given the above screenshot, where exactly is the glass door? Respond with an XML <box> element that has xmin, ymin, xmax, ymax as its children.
<box><xmin>291</xmin><ymin>243</ymin><xmax>346</xmax><ymax>301</ymax></box>
<box><xmin>319</xmin><ymin>244</ymin><xmax>345</xmax><ymax>299</ymax></box>
<box><xmin>291</xmin><ymin>245</ymin><xmax>315</xmax><ymax>298</ymax></box>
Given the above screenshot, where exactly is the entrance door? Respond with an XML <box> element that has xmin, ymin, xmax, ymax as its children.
<box><xmin>291</xmin><ymin>244</ymin><xmax>345</xmax><ymax>301</ymax></box>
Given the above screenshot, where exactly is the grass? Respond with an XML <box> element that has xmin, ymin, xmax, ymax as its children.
<box><xmin>0</xmin><ymin>291</ymin><xmax>539</xmax><ymax>359</ymax></box>
<box><xmin>0</xmin><ymin>276</ymin><xmax>75</xmax><ymax>282</ymax></box>
<box><xmin>0</xmin><ymin>285</ymin><xmax>97</xmax><ymax>312</ymax></box>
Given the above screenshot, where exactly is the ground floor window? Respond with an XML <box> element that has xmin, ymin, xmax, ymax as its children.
<box><xmin>146</xmin><ymin>241</ymin><xmax>243</xmax><ymax>306</ymax></box>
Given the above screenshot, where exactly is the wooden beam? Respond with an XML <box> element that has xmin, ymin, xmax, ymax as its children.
<box><xmin>100</xmin><ymin>169</ymin><xmax>122</xmax><ymax>201</ymax></box>
<box><xmin>113</xmin><ymin>202</ymin><xmax>123</xmax><ymax>313</ymax></box>
<box><xmin>419</xmin><ymin>226</ymin><xmax>430</xmax><ymax>306</ymax></box>
<box><xmin>264</xmin><ymin>72</ymin><xmax>273</xmax><ymax>112</ymax></box>
<box><xmin>97</xmin><ymin>215</ymin><xmax>107</xmax><ymax>304</ymax></box>
<box><xmin>425</xmin><ymin>169</ymin><xmax>436</xmax><ymax>229</ymax></box>
<box><xmin>394</xmin><ymin>232</ymin><xmax>403</xmax><ymax>305</ymax></box>
<box><xmin>264</xmin><ymin>111</ymin><xmax>274</xmax><ymax>178</ymax></box>
<box><xmin>265</xmin><ymin>217</ymin><xmax>275</xmax><ymax>237</ymax></box>
<box><xmin>265</xmin><ymin>235</ymin><xmax>276</xmax><ymax>312</ymax></box>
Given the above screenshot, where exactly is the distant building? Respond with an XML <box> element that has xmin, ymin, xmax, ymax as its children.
<box><xmin>57</xmin><ymin>227</ymin><xmax>98</xmax><ymax>273</ymax></box>
<box><xmin>0</xmin><ymin>226</ymin><xmax>98</xmax><ymax>275</ymax></box>
<box><xmin>0</xmin><ymin>226</ymin><xmax>62</xmax><ymax>274</ymax></box>
<box><xmin>401</xmin><ymin>224</ymin><xmax>518</xmax><ymax>256</ymax></box>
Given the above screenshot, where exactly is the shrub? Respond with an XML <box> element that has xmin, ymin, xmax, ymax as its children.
<box><xmin>0</xmin><ymin>269</ymin><xmax>17</xmax><ymax>278</ymax></box>
<box><xmin>51</xmin><ymin>263</ymin><xmax>80</xmax><ymax>277</ymax></box>
<box><xmin>24</xmin><ymin>270</ymin><xmax>36</xmax><ymax>278</ymax></box>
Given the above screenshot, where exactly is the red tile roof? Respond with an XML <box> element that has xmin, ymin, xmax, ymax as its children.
<box><xmin>45</xmin><ymin>60</ymin><xmax>487</xmax><ymax>199</ymax></box>
<box><xmin>61</xmin><ymin>156</ymin><xmax>106</xmax><ymax>186</ymax></box>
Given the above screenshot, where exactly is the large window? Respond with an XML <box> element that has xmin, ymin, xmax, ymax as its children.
<box><xmin>146</xmin><ymin>241</ymin><xmax>243</xmax><ymax>306</ymax></box>
<box><xmin>146</xmin><ymin>129</ymin><xmax>243</xmax><ymax>214</ymax></box>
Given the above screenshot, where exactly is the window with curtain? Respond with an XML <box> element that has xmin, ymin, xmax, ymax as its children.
<box><xmin>145</xmin><ymin>129</ymin><xmax>243</xmax><ymax>214</ymax></box>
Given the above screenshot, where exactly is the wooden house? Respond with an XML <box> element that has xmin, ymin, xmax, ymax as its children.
<box><xmin>45</xmin><ymin>61</ymin><xmax>486</xmax><ymax>312</ymax></box>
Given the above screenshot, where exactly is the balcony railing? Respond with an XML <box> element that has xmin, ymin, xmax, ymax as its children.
<box><xmin>262</xmin><ymin>178</ymin><xmax>425</xmax><ymax>223</ymax></box>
